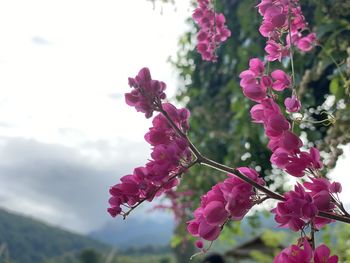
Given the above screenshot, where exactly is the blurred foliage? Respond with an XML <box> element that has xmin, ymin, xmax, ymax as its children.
<box><xmin>44</xmin><ymin>250</ymin><xmax>176</xmax><ymax>263</ymax></box>
<box><xmin>322</xmin><ymin>223</ymin><xmax>350</xmax><ymax>262</ymax></box>
<box><xmin>249</xmin><ymin>231</ymin><xmax>287</xmax><ymax>263</ymax></box>
<box><xmin>79</xmin><ymin>249</ymin><xmax>101</xmax><ymax>263</ymax></box>
<box><xmin>165</xmin><ymin>0</ymin><xmax>350</xmax><ymax>257</ymax></box>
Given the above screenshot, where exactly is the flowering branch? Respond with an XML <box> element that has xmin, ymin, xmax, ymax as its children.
<box><xmin>121</xmin><ymin>160</ymin><xmax>198</xmax><ymax>219</ymax></box>
<box><xmin>108</xmin><ymin>0</ymin><xmax>349</xmax><ymax>261</ymax></box>
<box><xmin>159</xmin><ymin>101</ymin><xmax>350</xmax><ymax>224</ymax></box>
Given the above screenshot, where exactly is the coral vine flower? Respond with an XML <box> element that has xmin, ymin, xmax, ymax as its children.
<box><xmin>296</xmin><ymin>33</ymin><xmax>317</xmax><ymax>52</ymax></box>
<box><xmin>274</xmin><ymin>239</ymin><xmax>313</xmax><ymax>263</ymax></box>
<box><xmin>109</xmin><ymin>69</ymin><xmax>192</xmax><ymax>218</ymax></box>
<box><xmin>271</xmin><ymin>69</ymin><xmax>291</xmax><ymax>91</ymax></box>
<box><xmin>257</xmin><ymin>0</ymin><xmax>317</xmax><ymax>55</ymax></box>
<box><xmin>193</xmin><ymin>0</ymin><xmax>231</xmax><ymax>62</ymax></box>
<box><xmin>108</xmin><ymin>102</ymin><xmax>192</xmax><ymax>218</ymax></box>
<box><xmin>187</xmin><ymin>168</ymin><xmax>265</xmax><ymax>241</ymax></box>
<box><xmin>273</xmin><ymin>177</ymin><xmax>340</xmax><ymax>232</ymax></box>
<box><xmin>314</xmin><ymin>244</ymin><xmax>339</xmax><ymax>263</ymax></box>
<box><xmin>239</xmin><ymin>58</ymin><xmax>269</xmax><ymax>102</ymax></box>
<box><xmin>125</xmin><ymin>67</ymin><xmax>166</xmax><ymax>118</ymax></box>
<box><xmin>285</xmin><ymin>95</ymin><xmax>301</xmax><ymax>112</ymax></box>
<box><xmin>274</xmin><ymin>240</ymin><xmax>338</xmax><ymax>263</ymax></box>
<box><xmin>265</xmin><ymin>40</ymin><xmax>289</xmax><ymax>62</ymax></box>
<box><xmin>273</xmin><ymin>183</ymin><xmax>318</xmax><ymax>231</ymax></box>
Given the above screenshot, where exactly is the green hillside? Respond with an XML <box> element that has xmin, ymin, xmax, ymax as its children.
<box><xmin>0</xmin><ymin>208</ymin><xmax>109</xmax><ymax>263</ymax></box>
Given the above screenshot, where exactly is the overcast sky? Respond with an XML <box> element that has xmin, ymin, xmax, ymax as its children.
<box><xmin>0</xmin><ymin>0</ymin><xmax>349</xmax><ymax>235</ymax></box>
<box><xmin>0</xmin><ymin>0</ymin><xmax>192</xmax><ymax>233</ymax></box>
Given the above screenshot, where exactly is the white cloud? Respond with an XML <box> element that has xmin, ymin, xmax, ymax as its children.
<box><xmin>0</xmin><ymin>0</ymin><xmax>191</xmax><ymax>146</ymax></box>
<box><xmin>0</xmin><ymin>136</ymin><xmax>157</xmax><ymax>233</ymax></box>
<box><xmin>0</xmin><ymin>0</ymin><xmax>192</xmax><ymax>232</ymax></box>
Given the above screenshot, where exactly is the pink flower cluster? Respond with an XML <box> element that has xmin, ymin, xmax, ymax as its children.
<box><xmin>187</xmin><ymin>167</ymin><xmax>265</xmax><ymax>241</ymax></box>
<box><xmin>257</xmin><ymin>0</ymin><xmax>317</xmax><ymax>60</ymax></box>
<box><xmin>274</xmin><ymin>239</ymin><xmax>338</xmax><ymax>263</ymax></box>
<box><xmin>239</xmin><ymin>58</ymin><xmax>291</xmax><ymax>102</ymax></box>
<box><xmin>272</xmin><ymin>178</ymin><xmax>342</xmax><ymax>231</ymax></box>
<box><xmin>125</xmin><ymin>67</ymin><xmax>166</xmax><ymax>118</ymax></box>
<box><xmin>240</xmin><ymin>58</ymin><xmax>317</xmax><ymax>178</ymax></box>
<box><xmin>108</xmin><ymin>69</ymin><xmax>192</xmax><ymax>217</ymax></box>
<box><xmin>193</xmin><ymin>0</ymin><xmax>231</xmax><ymax>62</ymax></box>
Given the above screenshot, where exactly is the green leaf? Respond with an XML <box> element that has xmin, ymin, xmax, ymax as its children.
<box><xmin>330</xmin><ymin>77</ymin><xmax>345</xmax><ymax>100</ymax></box>
<box><xmin>170</xmin><ymin>235</ymin><xmax>182</xmax><ymax>248</ymax></box>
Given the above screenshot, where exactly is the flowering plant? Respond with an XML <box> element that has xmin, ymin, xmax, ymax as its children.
<box><xmin>109</xmin><ymin>0</ymin><xmax>350</xmax><ymax>261</ymax></box>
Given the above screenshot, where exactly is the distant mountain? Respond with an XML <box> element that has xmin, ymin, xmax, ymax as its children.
<box><xmin>89</xmin><ymin>213</ymin><xmax>278</xmax><ymax>250</ymax></box>
<box><xmin>89</xmin><ymin>216</ymin><xmax>174</xmax><ymax>249</ymax></box>
<box><xmin>0</xmin><ymin>208</ymin><xmax>109</xmax><ymax>263</ymax></box>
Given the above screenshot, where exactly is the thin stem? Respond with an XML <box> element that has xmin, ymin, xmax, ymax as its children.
<box><xmin>288</xmin><ymin>1</ymin><xmax>296</xmax><ymax>88</ymax></box>
<box><xmin>122</xmin><ymin>160</ymin><xmax>198</xmax><ymax>219</ymax></box>
<box><xmin>157</xmin><ymin>103</ymin><xmax>350</xmax><ymax>225</ymax></box>
<box><xmin>319</xmin><ymin>44</ymin><xmax>348</xmax><ymax>88</ymax></box>
<box><xmin>200</xmin><ymin>156</ymin><xmax>285</xmax><ymax>201</ymax></box>
<box><xmin>158</xmin><ymin>106</ymin><xmax>204</xmax><ymax>160</ymax></box>
<box><xmin>310</xmin><ymin>221</ymin><xmax>316</xmax><ymax>250</ymax></box>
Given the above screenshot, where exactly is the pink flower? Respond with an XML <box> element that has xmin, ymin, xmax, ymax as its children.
<box><xmin>195</xmin><ymin>240</ymin><xmax>204</xmax><ymax>249</ymax></box>
<box><xmin>242</xmin><ymin>82</ymin><xmax>267</xmax><ymax>102</ymax></box>
<box><xmin>187</xmin><ymin>168</ymin><xmax>264</xmax><ymax>241</ymax></box>
<box><xmin>330</xmin><ymin>182</ymin><xmax>342</xmax><ymax>193</ymax></box>
<box><xmin>261</xmin><ymin>75</ymin><xmax>273</xmax><ymax>89</ymax></box>
<box><xmin>257</xmin><ymin>0</ymin><xmax>316</xmax><ymax>59</ymax></box>
<box><xmin>303</xmin><ymin>177</ymin><xmax>341</xmax><ymax>228</ymax></box>
<box><xmin>259</xmin><ymin>20</ymin><xmax>276</xmax><ymax>37</ymax></box>
<box><xmin>271</xmin><ymin>69</ymin><xmax>291</xmax><ymax>91</ymax></box>
<box><xmin>239</xmin><ymin>59</ymin><xmax>270</xmax><ymax>102</ymax></box>
<box><xmin>125</xmin><ymin>68</ymin><xmax>166</xmax><ymax>118</ymax></box>
<box><xmin>239</xmin><ymin>70</ymin><xmax>256</xmax><ymax>86</ymax></box>
<box><xmin>265</xmin><ymin>40</ymin><xmax>290</xmax><ymax>61</ymax></box>
<box><xmin>297</xmin><ymin>33</ymin><xmax>317</xmax><ymax>52</ymax></box>
<box><xmin>270</xmin><ymin>148</ymin><xmax>290</xmax><ymax>168</ymax></box>
<box><xmin>249</xmin><ymin>58</ymin><xmax>265</xmax><ymax>75</ymax></box>
<box><xmin>272</xmin><ymin>184</ymin><xmax>318</xmax><ymax>231</ymax></box>
<box><xmin>263</xmin><ymin>5</ymin><xmax>286</xmax><ymax>28</ymax></box>
<box><xmin>250</xmin><ymin>104</ymin><xmax>265</xmax><ymax>123</ymax></box>
<box><xmin>265</xmin><ymin>113</ymin><xmax>290</xmax><ymax>137</ymax></box>
<box><xmin>274</xmin><ymin>241</ymin><xmax>338</xmax><ymax>263</ymax></box>
<box><xmin>278</xmin><ymin>131</ymin><xmax>303</xmax><ymax>153</ymax></box>
<box><xmin>198</xmin><ymin>220</ymin><xmax>221</xmax><ymax>241</ymax></box>
<box><xmin>274</xmin><ymin>239</ymin><xmax>313</xmax><ymax>263</ymax></box>
<box><xmin>284</xmin><ymin>155</ymin><xmax>310</xmax><ymax>177</ymax></box>
<box><xmin>109</xmin><ymin>99</ymin><xmax>192</xmax><ymax>218</ymax></box>
<box><xmin>203</xmin><ymin>201</ymin><xmax>229</xmax><ymax>226</ymax></box>
<box><xmin>314</xmin><ymin>244</ymin><xmax>338</xmax><ymax>263</ymax></box>
<box><xmin>284</xmin><ymin>95</ymin><xmax>301</xmax><ymax>112</ymax></box>
<box><xmin>309</xmin><ymin>147</ymin><xmax>323</xmax><ymax>170</ymax></box>
<box><xmin>193</xmin><ymin>1</ymin><xmax>231</xmax><ymax>62</ymax></box>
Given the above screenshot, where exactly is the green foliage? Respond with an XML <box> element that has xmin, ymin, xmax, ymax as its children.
<box><xmin>249</xmin><ymin>250</ymin><xmax>273</xmax><ymax>263</ymax></box>
<box><xmin>79</xmin><ymin>249</ymin><xmax>101</xmax><ymax>263</ymax></box>
<box><xmin>249</xmin><ymin>231</ymin><xmax>287</xmax><ymax>263</ymax></box>
<box><xmin>322</xmin><ymin>223</ymin><xmax>350</xmax><ymax>262</ymax></box>
<box><xmin>169</xmin><ymin>0</ymin><xmax>350</xmax><ymax>258</ymax></box>
<box><xmin>108</xmin><ymin>254</ymin><xmax>176</xmax><ymax>263</ymax></box>
<box><xmin>260</xmin><ymin>230</ymin><xmax>286</xmax><ymax>249</ymax></box>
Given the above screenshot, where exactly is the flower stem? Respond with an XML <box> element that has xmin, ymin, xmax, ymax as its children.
<box><xmin>157</xmin><ymin>101</ymin><xmax>350</xmax><ymax>225</ymax></box>
<box><xmin>288</xmin><ymin>0</ymin><xmax>296</xmax><ymax>88</ymax></box>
